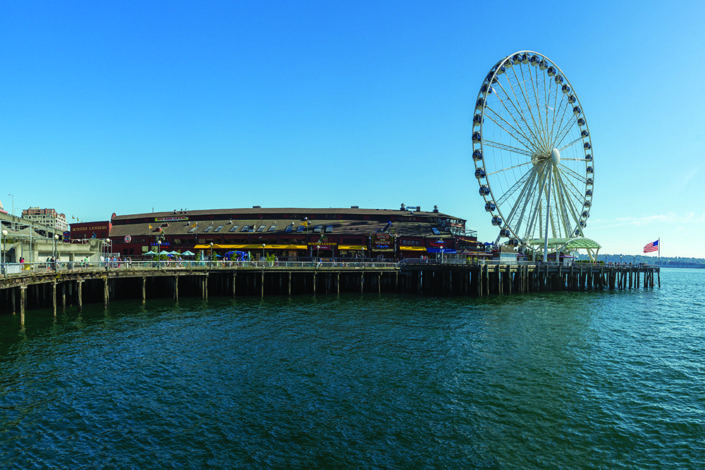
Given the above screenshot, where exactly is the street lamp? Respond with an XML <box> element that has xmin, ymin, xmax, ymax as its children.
<box><xmin>53</xmin><ymin>234</ymin><xmax>59</xmax><ymax>271</ymax></box>
<box><xmin>158</xmin><ymin>240</ymin><xmax>162</xmax><ymax>269</ymax></box>
<box><xmin>210</xmin><ymin>242</ymin><xmax>213</xmax><ymax>264</ymax></box>
<box><xmin>261</xmin><ymin>243</ymin><xmax>265</xmax><ymax>263</ymax></box>
<box><xmin>1</xmin><ymin>229</ymin><xmax>6</xmax><ymax>274</ymax></box>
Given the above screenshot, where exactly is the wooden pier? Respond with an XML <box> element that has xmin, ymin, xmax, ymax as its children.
<box><xmin>0</xmin><ymin>262</ymin><xmax>660</xmax><ymax>322</ymax></box>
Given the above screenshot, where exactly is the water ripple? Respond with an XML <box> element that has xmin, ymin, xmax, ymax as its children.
<box><xmin>0</xmin><ymin>268</ymin><xmax>704</xmax><ymax>468</ymax></box>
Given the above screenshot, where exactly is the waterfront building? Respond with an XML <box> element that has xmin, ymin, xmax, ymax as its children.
<box><xmin>82</xmin><ymin>205</ymin><xmax>484</xmax><ymax>261</ymax></box>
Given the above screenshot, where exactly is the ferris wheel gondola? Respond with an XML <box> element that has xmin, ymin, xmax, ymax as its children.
<box><xmin>472</xmin><ymin>51</ymin><xmax>594</xmax><ymax>258</ymax></box>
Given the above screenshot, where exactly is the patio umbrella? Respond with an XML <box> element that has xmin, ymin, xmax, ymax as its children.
<box><xmin>181</xmin><ymin>250</ymin><xmax>195</xmax><ymax>256</ymax></box>
<box><xmin>159</xmin><ymin>250</ymin><xmax>170</xmax><ymax>256</ymax></box>
<box><xmin>144</xmin><ymin>251</ymin><xmax>157</xmax><ymax>256</ymax></box>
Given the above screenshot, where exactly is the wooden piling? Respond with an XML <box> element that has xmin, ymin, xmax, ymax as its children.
<box><xmin>20</xmin><ymin>286</ymin><xmax>26</xmax><ymax>325</ymax></box>
<box><xmin>77</xmin><ymin>281</ymin><xmax>83</xmax><ymax>313</ymax></box>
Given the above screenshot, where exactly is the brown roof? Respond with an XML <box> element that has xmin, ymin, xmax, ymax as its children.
<box><xmin>111</xmin><ymin>206</ymin><xmax>459</xmax><ymax>221</ymax></box>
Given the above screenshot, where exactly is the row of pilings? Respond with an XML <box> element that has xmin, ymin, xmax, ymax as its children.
<box><xmin>0</xmin><ymin>264</ymin><xmax>660</xmax><ymax>320</ymax></box>
<box><xmin>402</xmin><ymin>263</ymin><xmax>660</xmax><ymax>296</ymax></box>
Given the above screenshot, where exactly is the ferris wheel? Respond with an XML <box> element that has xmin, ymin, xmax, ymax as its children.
<box><xmin>472</xmin><ymin>51</ymin><xmax>594</xmax><ymax>254</ymax></box>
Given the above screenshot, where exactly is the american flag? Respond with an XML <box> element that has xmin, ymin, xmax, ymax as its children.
<box><xmin>643</xmin><ymin>240</ymin><xmax>659</xmax><ymax>253</ymax></box>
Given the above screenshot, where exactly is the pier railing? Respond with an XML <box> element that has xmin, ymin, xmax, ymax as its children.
<box><xmin>0</xmin><ymin>259</ymin><xmax>399</xmax><ymax>275</ymax></box>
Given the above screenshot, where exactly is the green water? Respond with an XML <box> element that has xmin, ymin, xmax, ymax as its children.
<box><xmin>0</xmin><ymin>268</ymin><xmax>703</xmax><ymax>468</ymax></box>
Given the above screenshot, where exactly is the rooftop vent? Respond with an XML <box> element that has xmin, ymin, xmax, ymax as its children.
<box><xmin>252</xmin><ymin>205</ymin><xmax>261</xmax><ymax>209</ymax></box>
<box><xmin>433</xmin><ymin>205</ymin><xmax>439</xmax><ymax>213</ymax></box>
<box><xmin>351</xmin><ymin>205</ymin><xmax>359</xmax><ymax>209</ymax></box>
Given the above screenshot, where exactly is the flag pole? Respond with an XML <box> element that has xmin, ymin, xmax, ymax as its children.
<box><xmin>658</xmin><ymin>237</ymin><xmax>660</xmax><ymax>265</ymax></box>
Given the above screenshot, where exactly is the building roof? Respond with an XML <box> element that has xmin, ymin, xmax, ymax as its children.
<box><xmin>111</xmin><ymin>206</ymin><xmax>459</xmax><ymax>221</ymax></box>
<box><xmin>108</xmin><ymin>207</ymin><xmax>462</xmax><ymax>239</ymax></box>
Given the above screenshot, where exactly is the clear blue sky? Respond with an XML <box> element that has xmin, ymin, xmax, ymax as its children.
<box><xmin>1</xmin><ymin>0</ymin><xmax>704</xmax><ymax>258</ymax></box>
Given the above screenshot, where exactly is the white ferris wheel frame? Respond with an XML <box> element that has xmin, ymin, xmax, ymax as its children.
<box><xmin>472</xmin><ymin>50</ymin><xmax>594</xmax><ymax>258</ymax></box>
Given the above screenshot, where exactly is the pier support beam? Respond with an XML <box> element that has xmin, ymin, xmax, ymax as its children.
<box><xmin>174</xmin><ymin>276</ymin><xmax>179</xmax><ymax>302</ymax></box>
<box><xmin>77</xmin><ymin>281</ymin><xmax>83</xmax><ymax>313</ymax></box>
<box><xmin>20</xmin><ymin>286</ymin><xmax>26</xmax><ymax>325</ymax></box>
<box><xmin>53</xmin><ymin>282</ymin><xmax>57</xmax><ymax>316</ymax></box>
<box><xmin>104</xmin><ymin>278</ymin><xmax>109</xmax><ymax>309</ymax></box>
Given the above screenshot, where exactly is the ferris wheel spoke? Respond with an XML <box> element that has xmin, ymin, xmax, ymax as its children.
<box><xmin>548</xmin><ymin>81</ymin><xmax>565</xmax><ymax>146</ymax></box>
<box><xmin>511</xmin><ymin>65</ymin><xmax>549</xmax><ymax>151</ymax></box>
<box><xmin>558</xmin><ymin>137</ymin><xmax>583</xmax><ymax>153</ymax></box>
<box><xmin>494</xmin><ymin>80</ymin><xmax>544</xmax><ymax>152</ymax></box>
<box><xmin>483</xmin><ymin>106</ymin><xmax>536</xmax><ymax>150</ymax></box>
<box><xmin>523</xmin><ymin>163</ymin><xmax>551</xmax><ymax>239</ymax></box>
<box><xmin>552</xmin><ymin>178</ymin><xmax>573</xmax><ymax>236</ymax></box>
<box><xmin>557</xmin><ymin>163</ymin><xmax>588</xmax><ymax>185</ymax></box>
<box><xmin>486</xmin><ymin>160</ymin><xmax>532</xmax><ymax>176</ymax></box>
<box><xmin>504</xmin><ymin>169</ymin><xmax>542</xmax><ymax>237</ymax></box>
<box><xmin>484</xmin><ymin>140</ymin><xmax>533</xmax><ymax>157</ymax></box>
<box><xmin>556</xmin><ymin>165</ymin><xmax>588</xmax><ymax>202</ymax></box>
<box><xmin>553</xmin><ymin>105</ymin><xmax>578</xmax><ymax>149</ymax></box>
<box><xmin>529</xmin><ymin>63</ymin><xmax>551</xmax><ymax>150</ymax></box>
<box><xmin>553</xmin><ymin>171</ymin><xmax>582</xmax><ymax>232</ymax></box>
<box><xmin>495</xmin><ymin>167</ymin><xmax>534</xmax><ymax>207</ymax></box>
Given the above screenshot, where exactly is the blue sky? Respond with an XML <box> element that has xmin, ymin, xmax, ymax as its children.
<box><xmin>1</xmin><ymin>0</ymin><xmax>704</xmax><ymax>258</ymax></box>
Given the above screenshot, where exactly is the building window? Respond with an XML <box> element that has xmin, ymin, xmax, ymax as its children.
<box><xmin>229</xmin><ymin>225</ymin><xmax>240</xmax><ymax>232</ymax></box>
<box><xmin>313</xmin><ymin>225</ymin><xmax>322</xmax><ymax>233</ymax></box>
<box><xmin>296</xmin><ymin>226</ymin><xmax>305</xmax><ymax>232</ymax></box>
<box><xmin>325</xmin><ymin>225</ymin><xmax>334</xmax><ymax>233</ymax></box>
<box><xmin>241</xmin><ymin>225</ymin><xmax>250</xmax><ymax>232</ymax></box>
<box><xmin>268</xmin><ymin>225</ymin><xmax>277</xmax><ymax>232</ymax></box>
<box><xmin>214</xmin><ymin>225</ymin><xmax>224</xmax><ymax>232</ymax></box>
<box><xmin>257</xmin><ymin>225</ymin><xmax>266</xmax><ymax>232</ymax></box>
<box><xmin>285</xmin><ymin>225</ymin><xmax>293</xmax><ymax>232</ymax></box>
<box><xmin>204</xmin><ymin>226</ymin><xmax>213</xmax><ymax>232</ymax></box>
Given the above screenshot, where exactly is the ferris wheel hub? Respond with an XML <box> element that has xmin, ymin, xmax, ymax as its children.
<box><xmin>551</xmin><ymin>148</ymin><xmax>561</xmax><ymax>165</ymax></box>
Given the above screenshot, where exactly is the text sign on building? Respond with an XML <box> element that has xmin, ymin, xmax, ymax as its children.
<box><xmin>155</xmin><ymin>216</ymin><xmax>189</xmax><ymax>222</ymax></box>
<box><xmin>373</xmin><ymin>233</ymin><xmax>392</xmax><ymax>249</ymax></box>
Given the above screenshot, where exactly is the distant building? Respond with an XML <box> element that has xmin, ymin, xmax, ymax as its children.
<box><xmin>22</xmin><ymin>207</ymin><xmax>69</xmax><ymax>231</ymax></box>
<box><xmin>0</xmin><ymin>200</ymin><xmax>6</xmax><ymax>215</ymax></box>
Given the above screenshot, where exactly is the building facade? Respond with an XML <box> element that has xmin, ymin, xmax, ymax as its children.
<box><xmin>22</xmin><ymin>207</ymin><xmax>69</xmax><ymax>232</ymax></box>
<box><xmin>76</xmin><ymin>205</ymin><xmax>484</xmax><ymax>261</ymax></box>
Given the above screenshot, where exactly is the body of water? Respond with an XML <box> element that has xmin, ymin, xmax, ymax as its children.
<box><xmin>0</xmin><ymin>268</ymin><xmax>703</xmax><ymax>468</ymax></box>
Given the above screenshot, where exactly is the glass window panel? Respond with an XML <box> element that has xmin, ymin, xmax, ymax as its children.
<box><xmin>229</xmin><ymin>225</ymin><xmax>240</xmax><ymax>232</ymax></box>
